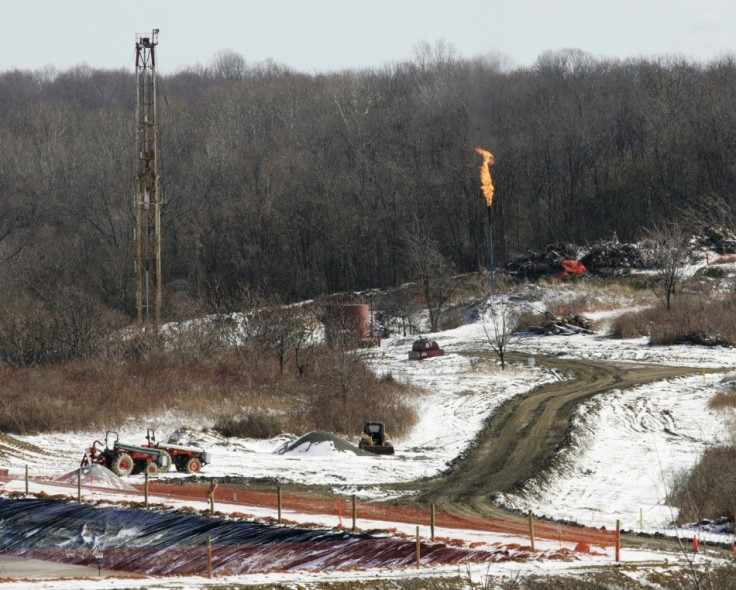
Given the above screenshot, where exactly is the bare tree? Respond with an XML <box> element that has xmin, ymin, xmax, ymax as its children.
<box><xmin>481</xmin><ymin>298</ymin><xmax>519</xmax><ymax>370</ymax></box>
<box><xmin>376</xmin><ymin>285</ymin><xmax>421</xmax><ymax>337</ymax></box>
<box><xmin>210</xmin><ymin>50</ymin><xmax>246</xmax><ymax>81</ymax></box>
<box><xmin>402</xmin><ymin>219</ymin><xmax>456</xmax><ymax>332</ymax></box>
<box><xmin>648</xmin><ymin>221</ymin><xmax>691</xmax><ymax>311</ymax></box>
<box><xmin>249</xmin><ymin>302</ymin><xmax>320</xmax><ymax>375</ymax></box>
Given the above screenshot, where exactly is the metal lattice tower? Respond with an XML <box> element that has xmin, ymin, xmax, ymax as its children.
<box><xmin>134</xmin><ymin>29</ymin><xmax>162</xmax><ymax>326</ymax></box>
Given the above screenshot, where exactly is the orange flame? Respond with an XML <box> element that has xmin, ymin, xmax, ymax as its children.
<box><xmin>474</xmin><ymin>147</ymin><xmax>495</xmax><ymax>207</ymax></box>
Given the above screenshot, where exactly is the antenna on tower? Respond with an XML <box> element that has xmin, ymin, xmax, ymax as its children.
<box><xmin>134</xmin><ymin>28</ymin><xmax>162</xmax><ymax>326</ymax></box>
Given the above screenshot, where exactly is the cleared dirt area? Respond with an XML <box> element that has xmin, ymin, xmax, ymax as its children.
<box><xmin>392</xmin><ymin>353</ymin><xmax>728</xmax><ymax>553</ymax></box>
<box><xmin>411</xmin><ymin>354</ymin><xmax>700</xmax><ymax>516</ymax></box>
<box><xmin>152</xmin><ymin>353</ymin><xmax>712</xmax><ymax>551</ymax></box>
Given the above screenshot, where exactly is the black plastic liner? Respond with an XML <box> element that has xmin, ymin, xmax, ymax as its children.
<box><xmin>0</xmin><ymin>498</ymin><xmax>507</xmax><ymax>575</ymax></box>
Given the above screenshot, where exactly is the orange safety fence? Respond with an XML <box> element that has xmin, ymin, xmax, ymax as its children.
<box><xmin>0</xmin><ymin>475</ymin><xmax>618</xmax><ymax>550</ymax></box>
<box><xmin>148</xmin><ymin>481</ymin><xmax>618</xmax><ymax>549</ymax></box>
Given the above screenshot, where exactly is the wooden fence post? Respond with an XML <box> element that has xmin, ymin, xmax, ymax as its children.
<box><xmin>351</xmin><ymin>494</ymin><xmax>357</xmax><ymax>532</ymax></box>
<box><xmin>415</xmin><ymin>526</ymin><xmax>421</xmax><ymax>568</ymax></box>
<box><xmin>528</xmin><ymin>510</ymin><xmax>535</xmax><ymax>551</ymax></box>
<box><xmin>277</xmin><ymin>485</ymin><xmax>282</xmax><ymax>524</ymax></box>
<box><xmin>615</xmin><ymin>519</ymin><xmax>621</xmax><ymax>562</ymax></box>
<box><xmin>77</xmin><ymin>466</ymin><xmax>82</xmax><ymax>503</ymax></box>
<box><xmin>207</xmin><ymin>534</ymin><xmax>212</xmax><ymax>578</ymax></box>
<box><xmin>430</xmin><ymin>503</ymin><xmax>436</xmax><ymax>542</ymax></box>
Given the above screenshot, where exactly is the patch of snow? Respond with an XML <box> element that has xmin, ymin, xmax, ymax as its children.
<box><xmin>54</xmin><ymin>465</ymin><xmax>137</xmax><ymax>492</ymax></box>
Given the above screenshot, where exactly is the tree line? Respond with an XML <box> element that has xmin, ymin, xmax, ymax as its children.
<box><xmin>1</xmin><ymin>46</ymin><xmax>736</xmax><ymax>361</ymax></box>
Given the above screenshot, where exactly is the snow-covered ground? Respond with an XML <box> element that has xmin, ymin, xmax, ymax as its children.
<box><xmin>11</xmin><ymin>308</ymin><xmax>735</xmax><ymax>536</ymax></box>
<box><xmin>3</xmin><ymin>277</ymin><xmax>736</xmax><ymax>585</ymax></box>
<box><xmin>14</xmin><ymin>350</ymin><xmax>553</xmax><ymax>491</ymax></box>
<box><xmin>497</xmin><ymin>374</ymin><xmax>733</xmax><ymax>536</ymax></box>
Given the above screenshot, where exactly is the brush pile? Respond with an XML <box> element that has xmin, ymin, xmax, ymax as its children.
<box><xmin>580</xmin><ymin>240</ymin><xmax>649</xmax><ymax>275</ymax></box>
<box><xmin>507</xmin><ymin>243</ymin><xmax>580</xmax><ymax>279</ymax></box>
<box><xmin>525</xmin><ymin>311</ymin><xmax>595</xmax><ymax>336</ymax></box>
<box><xmin>697</xmin><ymin>225</ymin><xmax>736</xmax><ymax>254</ymax></box>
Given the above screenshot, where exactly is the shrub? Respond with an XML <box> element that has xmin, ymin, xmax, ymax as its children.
<box><xmin>214</xmin><ymin>410</ymin><xmax>283</xmax><ymax>439</ymax></box>
<box><xmin>608</xmin><ymin>309</ymin><xmax>653</xmax><ymax>339</ymax></box>
<box><xmin>0</xmin><ymin>343</ymin><xmax>417</xmax><ymax>438</ymax></box>
<box><xmin>709</xmin><ymin>385</ymin><xmax>736</xmax><ymax>411</ymax></box>
<box><xmin>609</xmin><ymin>295</ymin><xmax>736</xmax><ymax>345</ymax></box>
<box><xmin>668</xmin><ymin>445</ymin><xmax>736</xmax><ymax>524</ymax></box>
<box><xmin>281</xmin><ymin>347</ymin><xmax>417</xmax><ymax>438</ymax></box>
<box><xmin>516</xmin><ymin>311</ymin><xmax>547</xmax><ymax>332</ymax></box>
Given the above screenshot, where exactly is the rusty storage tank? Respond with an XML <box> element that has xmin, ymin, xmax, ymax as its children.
<box><xmin>323</xmin><ymin>303</ymin><xmax>379</xmax><ymax>348</ymax></box>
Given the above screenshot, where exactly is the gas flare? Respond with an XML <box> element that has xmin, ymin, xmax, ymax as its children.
<box><xmin>474</xmin><ymin>147</ymin><xmax>495</xmax><ymax>207</ymax></box>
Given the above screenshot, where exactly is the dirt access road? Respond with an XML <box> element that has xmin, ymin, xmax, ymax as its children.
<box><xmin>189</xmin><ymin>352</ymin><xmax>710</xmax><ymax>549</ymax></box>
<box><xmin>403</xmin><ymin>353</ymin><xmax>701</xmax><ymax>521</ymax></box>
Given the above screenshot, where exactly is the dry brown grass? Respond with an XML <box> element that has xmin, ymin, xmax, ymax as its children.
<box><xmin>609</xmin><ymin>295</ymin><xmax>736</xmax><ymax>345</ymax></box>
<box><xmin>516</xmin><ymin>310</ymin><xmax>548</xmax><ymax>331</ymax></box>
<box><xmin>668</xmin><ymin>445</ymin><xmax>736</xmax><ymax>524</ymax></box>
<box><xmin>608</xmin><ymin>306</ymin><xmax>659</xmax><ymax>339</ymax></box>
<box><xmin>0</xmin><ymin>339</ymin><xmax>416</xmax><ymax>438</ymax></box>
<box><xmin>710</xmin><ymin>385</ymin><xmax>736</xmax><ymax>411</ymax></box>
<box><xmin>535</xmin><ymin>275</ymin><xmax>652</xmax><ymax>310</ymax></box>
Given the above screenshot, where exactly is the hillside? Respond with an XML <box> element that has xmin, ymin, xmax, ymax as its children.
<box><xmin>0</xmin><ymin>250</ymin><xmax>735</xmax><ymax>586</ymax></box>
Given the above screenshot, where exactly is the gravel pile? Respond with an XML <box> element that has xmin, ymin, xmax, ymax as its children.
<box><xmin>275</xmin><ymin>431</ymin><xmax>372</xmax><ymax>456</ymax></box>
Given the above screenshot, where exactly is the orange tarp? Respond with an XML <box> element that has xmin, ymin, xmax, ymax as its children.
<box><xmin>560</xmin><ymin>260</ymin><xmax>587</xmax><ymax>277</ymax></box>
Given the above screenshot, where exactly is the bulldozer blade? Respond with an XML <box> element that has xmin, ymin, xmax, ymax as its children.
<box><xmin>362</xmin><ymin>445</ymin><xmax>395</xmax><ymax>455</ymax></box>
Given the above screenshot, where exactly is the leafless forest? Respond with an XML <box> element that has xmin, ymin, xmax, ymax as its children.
<box><xmin>2</xmin><ymin>47</ymin><xmax>736</xmax><ymax>363</ymax></box>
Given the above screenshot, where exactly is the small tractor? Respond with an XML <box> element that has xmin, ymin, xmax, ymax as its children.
<box><xmin>81</xmin><ymin>431</ymin><xmax>169</xmax><ymax>476</ymax></box>
<box><xmin>143</xmin><ymin>429</ymin><xmax>211</xmax><ymax>474</ymax></box>
<box><xmin>358</xmin><ymin>421</ymin><xmax>395</xmax><ymax>455</ymax></box>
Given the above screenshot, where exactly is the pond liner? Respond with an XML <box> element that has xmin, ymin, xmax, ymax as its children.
<box><xmin>0</xmin><ymin>498</ymin><xmax>513</xmax><ymax>575</ymax></box>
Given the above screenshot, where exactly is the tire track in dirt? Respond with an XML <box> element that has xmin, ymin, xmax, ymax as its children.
<box><xmin>167</xmin><ymin>353</ymin><xmax>724</xmax><ymax>555</ymax></box>
<box><xmin>169</xmin><ymin>354</ymin><xmax>707</xmax><ymax>550</ymax></box>
<box><xmin>401</xmin><ymin>354</ymin><xmax>701</xmax><ymax>522</ymax></box>
<box><xmin>0</xmin><ymin>431</ymin><xmax>49</xmax><ymax>460</ymax></box>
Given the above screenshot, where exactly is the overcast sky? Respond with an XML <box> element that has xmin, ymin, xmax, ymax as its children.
<box><xmin>1</xmin><ymin>0</ymin><xmax>735</xmax><ymax>74</ymax></box>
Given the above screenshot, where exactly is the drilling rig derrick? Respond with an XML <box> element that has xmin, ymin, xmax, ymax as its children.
<box><xmin>134</xmin><ymin>29</ymin><xmax>162</xmax><ymax>326</ymax></box>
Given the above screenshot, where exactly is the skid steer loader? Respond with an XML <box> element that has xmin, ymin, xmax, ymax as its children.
<box><xmin>358</xmin><ymin>421</ymin><xmax>395</xmax><ymax>455</ymax></box>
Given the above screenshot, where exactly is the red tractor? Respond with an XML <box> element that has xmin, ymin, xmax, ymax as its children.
<box><xmin>143</xmin><ymin>429</ymin><xmax>211</xmax><ymax>474</ymax></box>
<box><xmin>82</xmin><ymin>431</ymin><xmax>169</xmax><ymax>476</ymax></box>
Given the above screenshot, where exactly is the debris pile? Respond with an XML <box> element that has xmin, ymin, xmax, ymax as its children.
<box><xmin>507</xmin><ymin>244</ymin><xmax>580</xmax><ymax>279</ymax></box>
<box><xmin>580</xmin><ymin>240</ymin><xmax>649</xmax><ymax>275</ymax></box>
<box><xmin>525</xmin><ymin>312</ymin><xmax>595</xmax><ymax>336</ymax></box>
<box><xmin>697</xmin><ymin>225</ymin><xmax>736</xmax><ymax>254</ymax></box>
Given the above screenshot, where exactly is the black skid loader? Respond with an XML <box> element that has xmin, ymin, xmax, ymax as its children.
<box><xmin>358</xmin><ymin>421</ymin><xmax>395</xmax><ymax>455</ymax></box>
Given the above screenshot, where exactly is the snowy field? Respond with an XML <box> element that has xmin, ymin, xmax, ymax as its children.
<box><xmin>11</xmin><ymin>307</ymin><xmax>736</xmax><ymax>538</ymax></box>
<box><xmin>3</xmin><ymin>277</ymin><xmax>736</xmax><ymax>585</ymax></box>
<box><xmin>14</xmin><ymin>348</ymin><xmax>553</xmax><ymax>491</ymax></box>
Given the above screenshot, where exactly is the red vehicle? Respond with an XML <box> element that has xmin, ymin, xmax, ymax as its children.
<box><xmin>408</xmin><ymin>337</ymin><xmax>444</xmax><ymax>360</ymax></box>
<box><xmin>143</xmin><ymin>429</ymin><xmax>211</xmax><ymax>474</ymax></box>
<box><xmin>82</xmin><ymin>431</ymin><xmax>168</xmax><ymax>476</ymax></box>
